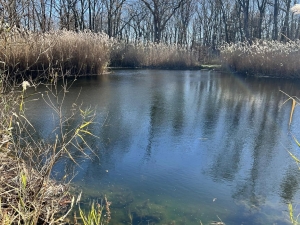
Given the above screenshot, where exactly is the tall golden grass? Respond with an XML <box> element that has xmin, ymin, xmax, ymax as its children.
<box><xmin>220</xmin><ymin>40</ymin><xmax>300</xmax><ymax>78</ymax></box>
<box><xmin>0</xmin><ymin>29</ymin><xmax>214</xmax><ymax>75</ymax></box>
<box><xmin>0</xmin><ymin>29</ymin><xmax>112</xmax><ymax>77</ymax></box>
<box><xmin>110</xmin><ymin>41</ymin><xmax>200</xmax><ymax>68</ymax></box>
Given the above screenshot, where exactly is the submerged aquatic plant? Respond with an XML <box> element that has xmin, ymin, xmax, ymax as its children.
<box><xmin>78</xmin><ymin>196</ymin><xmax>111</xmax><ymax>225</ymax></box>
<box><xmin>79</xmin><ymin>202</ymin><xmax>104</xmax><ymax>225</ymax></box>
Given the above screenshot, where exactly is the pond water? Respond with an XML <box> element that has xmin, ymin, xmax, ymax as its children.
<box><xmin>26</xmin><ymin>70</ymin><xmax>300</xmax><ymax>225</ymax></box>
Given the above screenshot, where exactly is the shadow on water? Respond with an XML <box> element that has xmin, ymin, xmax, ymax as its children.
<box><xmin>25</xmin><ymin>70</ymin><xmax>300</xmax><ymax>224</ymax></box>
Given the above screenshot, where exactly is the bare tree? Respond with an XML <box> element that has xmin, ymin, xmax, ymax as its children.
<box><xmin>237</xmin><ymin>0</ymin><xmax>250</xmax><ymax>41</ymax></box>
<box><xmin>103</xmin><ymin>0</ymin><xmax>126</xmax><ymax>37</ymax></box>
<box><xmin>127</xmin><ymin>2</ymin><xmax>147</xmax><ymax>40</ymax></box>
<box><xmin>0</xmin><ymin>0</ymin><xmax>23</xmax><ymax>27</ymax></box>
<box><xmin>1</xmin><ymin>0</ymin><xmax>300</xmax><ymax>52</ymax></box>
<box><xmin>140</xmin><ymin>0</ymin><xmax>184</xmax><ymax>42</ymax></box>
<box><xmin>177</xmin><ymin>0</ymin><xmax>196</xmax><ymax>44</ymax></box>
<box><xmin>281</xmin><ymin>0</ymin><xmax>292</xmax><ymax>41</ymax></box>
<box><xmin>255</xmin><ymin>0</ymin><xmax>267</xmax><ymax>39</ymax></box>
<box><xmin>272</xmin><ymin>0</ymin><xmax>279</xmax><ymax>40</ymax></box>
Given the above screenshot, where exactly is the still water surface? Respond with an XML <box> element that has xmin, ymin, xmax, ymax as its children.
<box><xmin>27</xmin><ymin>70</ymin><xmax>300</xmax><ymax>224</ymax></box>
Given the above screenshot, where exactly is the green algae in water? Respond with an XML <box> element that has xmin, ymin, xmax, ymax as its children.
<box><xmin>74</xmin><ymin>183</ymin><xmax>236</xmax><ymax>225</ymax></box>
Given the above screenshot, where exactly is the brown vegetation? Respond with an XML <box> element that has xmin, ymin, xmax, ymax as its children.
<box><xmin>0</xmin><ymin>29</ymin><xmax>112</xmax><ymax>77</ymax></box>
<box><xmin>110</xmin><ymin>41</ymin><xmax>200</xmax><ymax>68</ymax></box>
<box><xmin>0</xmin><ymin>151</ymin><xmax>71</xmax><ymax>224</ymax></box>
<box><xmin>0</xmin><ymin>73</ymin><xmax>107</xmax><ymax>224</ymax></box>
<box><xmin>0</xmin><ymin>29</ymin><xmax>207</xmax><ymax>76</ymax></box>
<box><xmin>220</xmin><ymin>40</ymin><xmax>300</xmax><ymax>78</ymax></box>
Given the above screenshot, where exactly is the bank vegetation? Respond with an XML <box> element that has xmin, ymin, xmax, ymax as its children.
<box><xmin>0</xmin><ymin>72</ymin><xmax>111</xmax><ymax>224</ymax></box>
<box><xmin>3</xmin><ymin>27</ymin><xmax>300</xmax><ymax>79</ymax></box>
<box><xmin>220</xmin><ymin>40</ymin><xmax>300</xmax><ymax>78</ymax></box>
<box><xmin>0</xmin><ymin>28</ymin><xmax>212</xmax><ymax>78</ymax></box>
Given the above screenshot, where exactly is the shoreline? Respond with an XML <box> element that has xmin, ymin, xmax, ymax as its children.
<box><xmin>107</xmin><ymin>64</ymin><xmax>222</xmax><ymax>71</ymax></box>
<box><xmin>0</xmin><ymin>150</ymin><xmax>72</xmax><ymax>224</ymax></box>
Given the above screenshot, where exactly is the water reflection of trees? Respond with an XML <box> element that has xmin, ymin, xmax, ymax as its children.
<box><xmin>204</xmin><ymin>74</ymin><xmax>300</xmax><ymax>209</ymax></box>
<box><xmin>280</xmin><ymin>168</ymin><xmax>300</xmax><ymax>203</ymax></box>
<box><xmin>147</xmin><ymin>91</ymin><xmax>166</xmax><ymax>158</ymax></box>
<box><xmin>26</xmin><ymin>71</ymin><xmax>300</xmax><ymax>212</ymax></box>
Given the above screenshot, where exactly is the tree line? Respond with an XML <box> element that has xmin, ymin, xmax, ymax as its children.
<box><xmin>0</xmin><ymin>0</ymin><xmax>299</xmax><ymax>47</ymax></box>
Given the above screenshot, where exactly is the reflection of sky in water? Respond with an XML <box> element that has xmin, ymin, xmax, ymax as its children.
<box><xmin>25</xmin><ymin>70</ymin><xmax>300</xmax><ymax>224</ymax></box>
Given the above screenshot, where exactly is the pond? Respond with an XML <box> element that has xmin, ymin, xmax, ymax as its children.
<box><xmin>26</xmin><ymin>70</ymin><xmax>300</xmax><ymax>224</ymax></box>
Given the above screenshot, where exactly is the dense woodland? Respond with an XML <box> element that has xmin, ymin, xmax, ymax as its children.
<box><xmin>1</xmin><ymin>0</ymin><xmax>300</xmax><ymax>46</ymax></box>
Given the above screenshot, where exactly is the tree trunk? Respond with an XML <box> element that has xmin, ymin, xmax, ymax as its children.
<box><xmin>273</xmin><ymin>0</ymin><xmax>279</xmax><ymax>40</ymax></box>
<box><xmin>281</xmin><ymin>0</ymin><xmax>291</xmax><ymax>41</ymax></box>
<box><xmin>140</xmin><ymin>0</ymin><xmax>183</xmax><ymax>43</ymax></box>
<box><xmin>256</xmin><ymin>0</ymin><xmax>267</xmax><ymax>39</ymax></box>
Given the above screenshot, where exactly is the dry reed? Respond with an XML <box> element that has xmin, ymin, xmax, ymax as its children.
<box><xmin>220</xmin><ymin>40</ymin><xmax>300</xmax><ymax>78</ymax></box>
<box><xmin>110</xmin><ymin>41</ymin><xmax>200</xmax><ymax>69</ymax></box>
<box><xmin>0</xmin><ymin>29</ymin><xmax>112</xmax><ymax>77</ymax></box>
<box><xmin>0</xmin><ymin>28</ymin><xmax>207</xmax><ymax>74</ymax></box>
